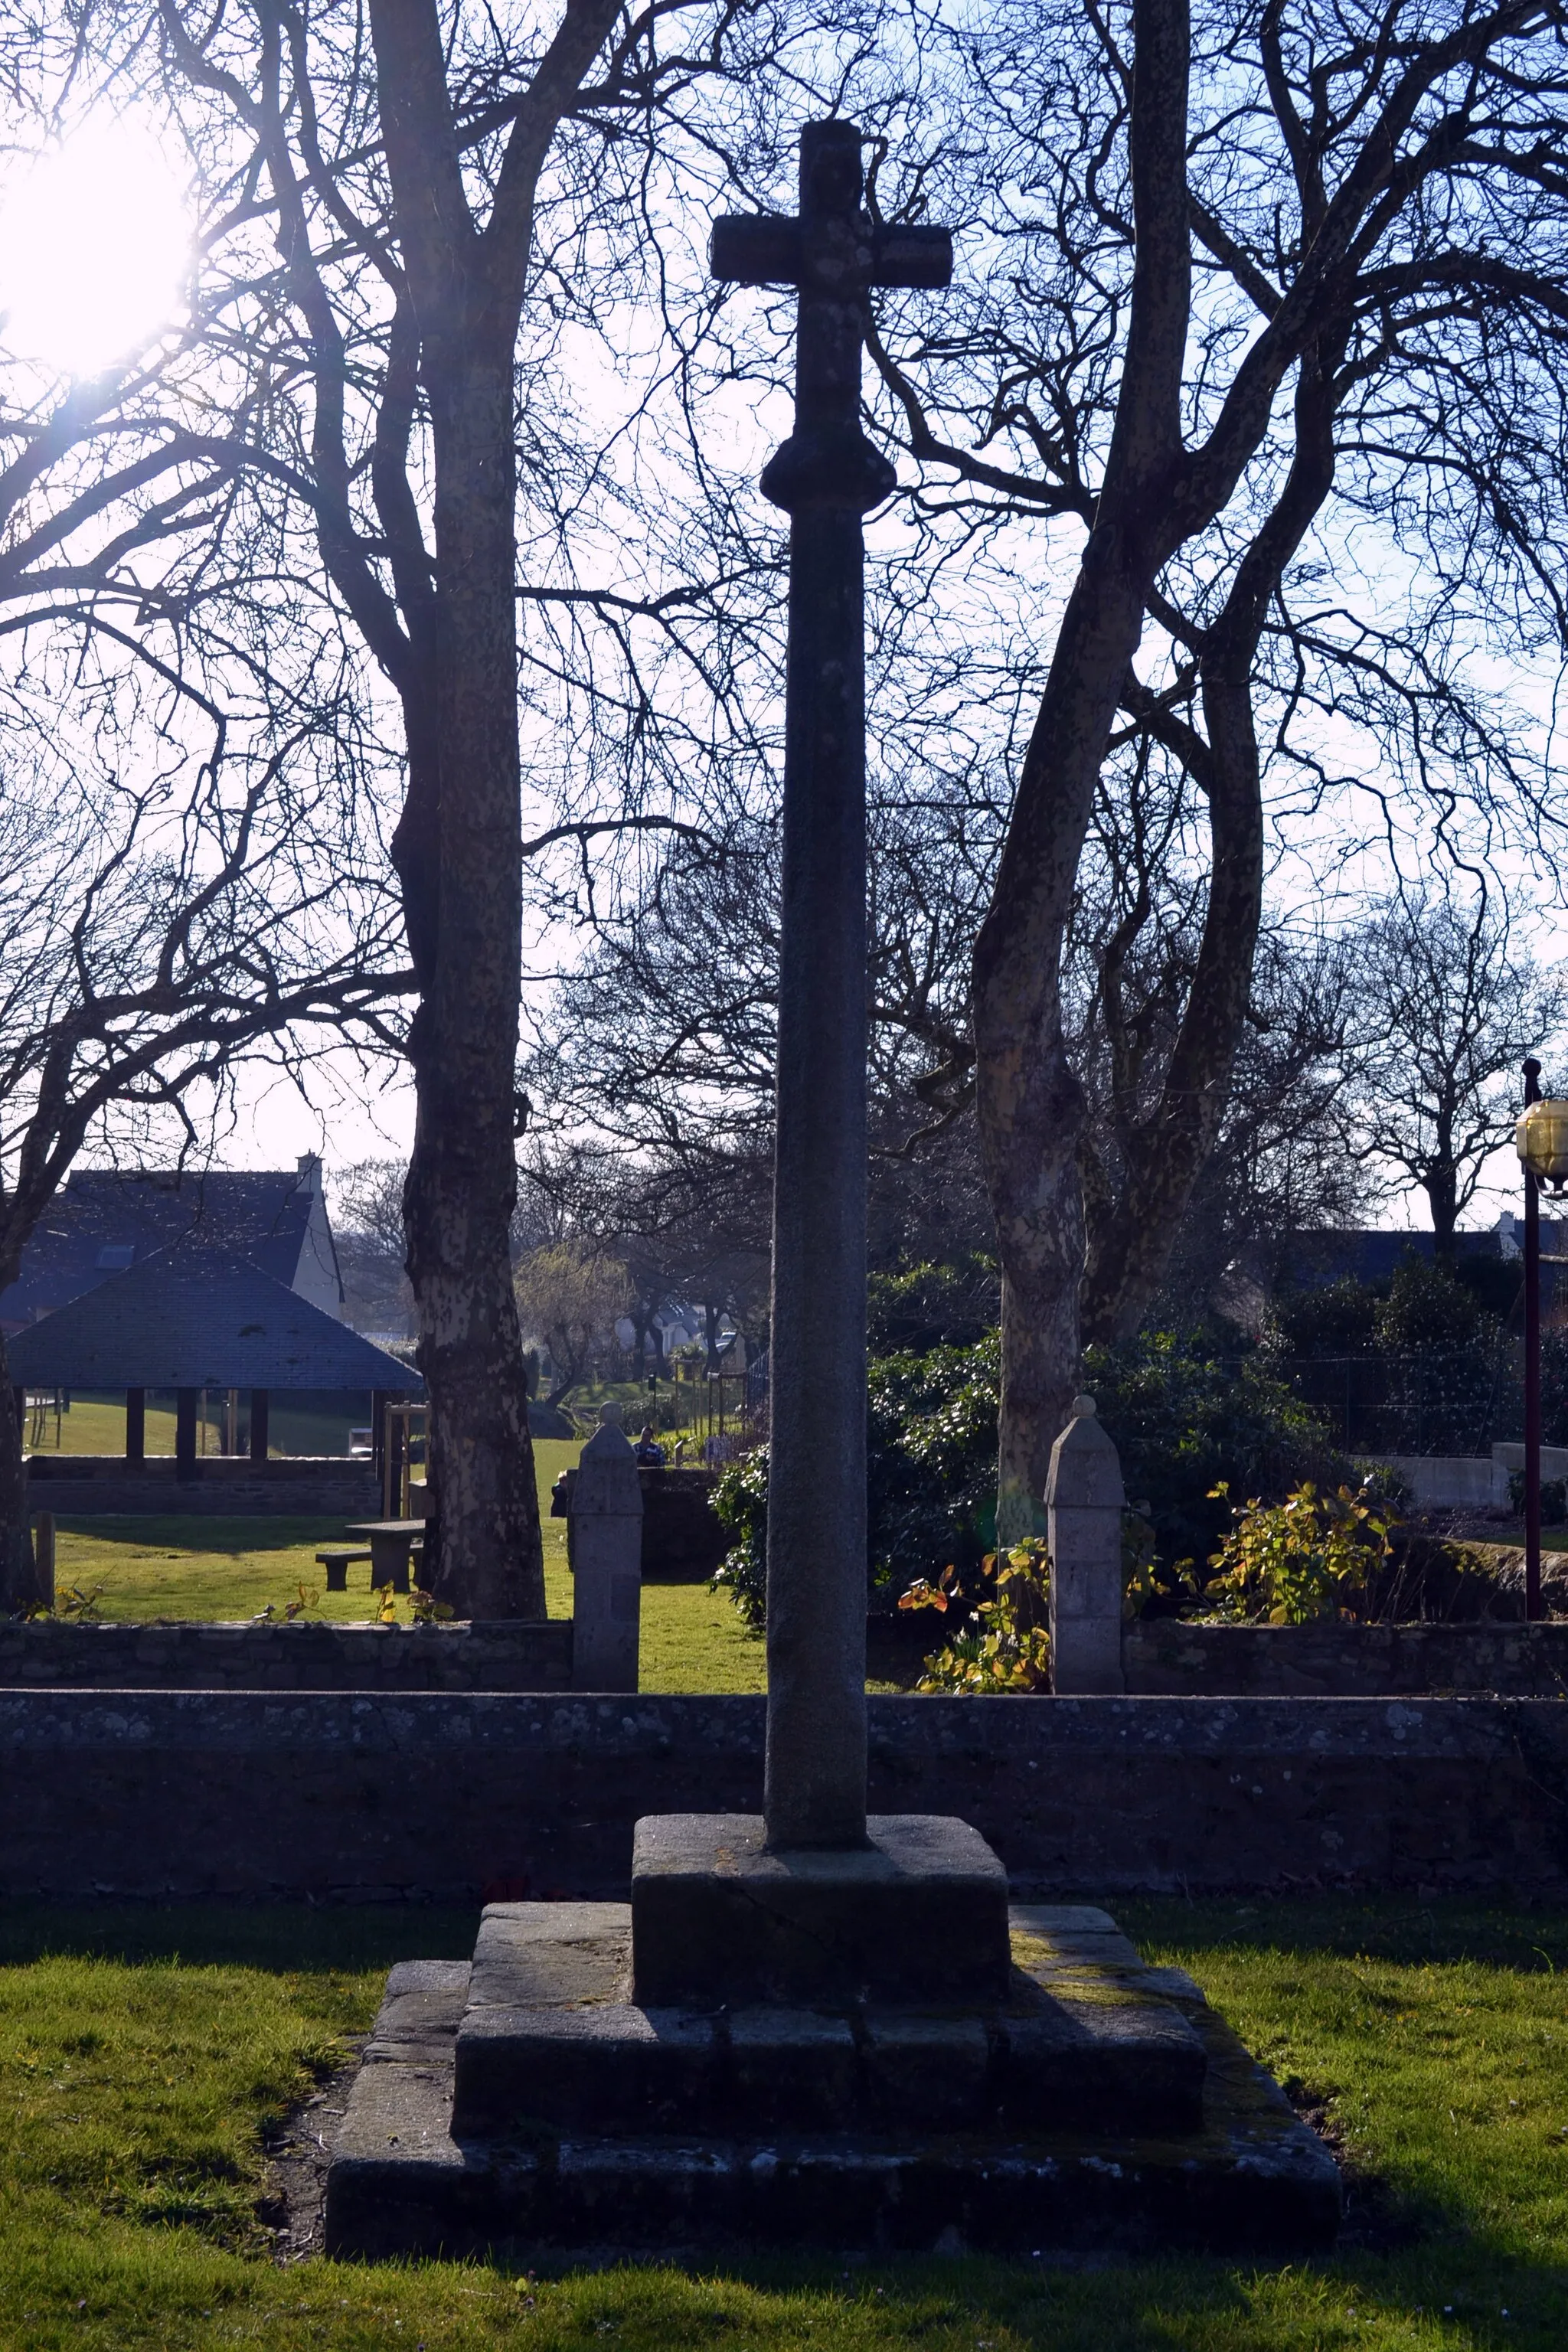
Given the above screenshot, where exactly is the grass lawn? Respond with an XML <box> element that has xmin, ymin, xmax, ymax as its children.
<box><xmin>49</xmin><ymin>1439</ymin><xmax>769</xmax><ymax>1693</ymax></box>
<box><xmin>0</xmin><ymin>1896</ymin><xmax>1566</xmax><ymax>2347</ymax></box>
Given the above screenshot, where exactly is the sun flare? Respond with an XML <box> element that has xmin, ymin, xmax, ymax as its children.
<box><xmin>0</xmin><ymin>123</ymin><xmax>191</xmax><ymax>377</ymax></box>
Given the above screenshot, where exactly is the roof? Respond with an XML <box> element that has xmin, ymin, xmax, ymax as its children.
<box><xmin>1279</xmin><ymin>1228</ymin><xmax>1501</xmax><ymax>1289</ymax></box>
<box><xmin>0</xmin><ymin>1167</ymin><xmax>338</xmax><ymax>1328</ymax></box>
<box><xmin>6</xmin><ymin>1248</ymin><xmax>421</xmax><ymax>1393</ymax></box>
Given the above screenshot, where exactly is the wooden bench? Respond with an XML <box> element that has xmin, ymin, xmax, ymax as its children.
<box><xmin>315</xmin><ymin>1547</ymin><xmax>373</xmax><ymax>1592</ymax></box>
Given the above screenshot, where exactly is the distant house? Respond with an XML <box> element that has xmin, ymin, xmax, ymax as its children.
<box><xmin>1276</xmin><ymin>1226</ymin><xmax>1504</xmax><ymax>1291</ymax></box>
<box><xmin>0</xmin><ymin>1156</ymin><xmax>345</xmax><ymax>1336</ymax></box>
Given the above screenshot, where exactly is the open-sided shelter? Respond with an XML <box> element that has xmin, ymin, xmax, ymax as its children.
<box><xmin>8</xmin><ymin>1246</ymin><xmax>420</xmax><ymax>1474</ymax></box>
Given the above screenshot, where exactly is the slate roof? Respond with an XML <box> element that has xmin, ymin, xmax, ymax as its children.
<box><xmin>6</xmin><ymin>1249</ymin><xmax>421</xmax><ymax>1393</ymax></box>
<box><xmin>1279</xmin><ymin>1228</ymin><xmax>1500</xmax><ymax>1289</ymax></box>
<box><xmin>0</xmin><ymin>1168</ymin><xmax>338</xmax><ymax>1328</ymax></box>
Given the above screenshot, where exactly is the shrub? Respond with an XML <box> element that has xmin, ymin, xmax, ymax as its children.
<box><xmin>1508</xmin><ymin>1471</ymin><xmax>1568</xmax><ymax>1525</ymax></box>
<box><xmin>900</xmin><ymin>1540</ymin><xmax>1052</xmax><ymax>1694</ymax></box>
<box><xmin>867</xmin><ymin>1256</ymin><xmax>999</xmax><ymax>1354</ymax></box>
<box><xmin>1206</xmin><ymin>1480</ymin><xmax>1396</xmax><ymax>1624</ymax></box>
<box><xmin>715</xmin><ymin>1325</ymin><xmax>1344</xmax><ymax>1627</ymax></box>
<box><xmin>1086</xmin><ymin>1331</ymin><xmax>1348</xmax><ymax>1594</ymax></box>
<box><xmin>711</xmin><ymin>1335</ymin><xmax>1000</xmax><ymax>1631</ymax></box>
<box><xmin>1268</xmin><ymin>1276</ymin><xmax>1383</xmax><ymax>1357</ymax></box>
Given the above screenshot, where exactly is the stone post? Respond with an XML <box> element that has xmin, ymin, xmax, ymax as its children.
<box><xmin>31</xmin><ymin>1511</ymin><xmax>54</xmax><ymax>1612</ymax></box>
<box><xmin>570</xmin><ymin>1404</ymin><xmax>643</xmax><ymax>1692</ymax></box>
<box><xmin>1046</xmin><ymin>1396</ymin><xmax>1125</xmax><ymax>1695</ymax></box>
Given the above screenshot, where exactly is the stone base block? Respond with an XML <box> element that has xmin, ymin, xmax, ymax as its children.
<box><xmin>325</xmin><ymin>1909</ymin><xmax>1339</xmax><ymax>2259</ymax></box>
<box><xmin>629</xmin><ymin>1812</ymin><xmax>1011</xmax><ymax>2005</ymax></box>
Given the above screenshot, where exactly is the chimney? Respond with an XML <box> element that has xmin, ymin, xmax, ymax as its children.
<box><xmin>296</xmin><ymin>1152</ymin><xmax>323</xmax><ymax>1196</ymax></box>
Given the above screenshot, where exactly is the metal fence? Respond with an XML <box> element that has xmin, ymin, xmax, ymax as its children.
<box><xmin>1272</xmin><ymin>1348</ymin><xmax>1525</xmax><ymax>1457</ymax></box>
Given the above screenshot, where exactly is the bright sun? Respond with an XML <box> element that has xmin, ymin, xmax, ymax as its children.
<box><xmin>0</xmin><ymin>124</ymin><xmax>191</xmax><ymax>378</ymax></box>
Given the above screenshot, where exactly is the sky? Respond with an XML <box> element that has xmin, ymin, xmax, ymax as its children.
<box><xmin>0</xmin><ymin>106</ymin><xmax>1558</xmax><ymax>1241</ymax></box>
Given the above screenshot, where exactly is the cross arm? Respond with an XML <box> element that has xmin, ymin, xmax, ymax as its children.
<box><xmin>710</xmin><ymin>217</ymin><xmax>953</xmax><ymax>291</ymax></box>
<box><xmin>710</xmin><ymin>215</ymin><xmax>802</xmax><ymax>285</ymax></box>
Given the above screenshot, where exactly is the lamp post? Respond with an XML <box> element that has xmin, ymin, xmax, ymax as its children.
<box><xmin>1515</xmin><ymin>1063</ymin><xmax>1568</xmax><ymax>1620</ymax></box>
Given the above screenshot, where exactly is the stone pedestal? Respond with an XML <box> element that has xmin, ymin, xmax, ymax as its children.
<box><xmin>629</xmin><ymin>1812</ymin><xmax>1011</xmax><ymax>2005</ymax></box>
<box><xmin>1047</xmin><ymin>1396</ymin><xmax>1126</xmax><ymax>1694</ymax></box>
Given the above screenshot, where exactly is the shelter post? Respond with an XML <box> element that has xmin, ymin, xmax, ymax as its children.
<box><xmin>125</xmin><ymin>1389</ymin><xmax>145</xmax><ymax>1464</ymax></box>
<box><xmin>11</xmin><ymin>1387</ymin><xmax>24</xmax><ymax>1440</ymax></box>
<box><xmin>249</xmin><ymin>1390</ymin><xmax>270</xmax><ymax>1465</ymax></box>
<box><xmin>175</xmin><ymin>1388</ymin><xmax>199</xmax><ymax>1482</ymax></box>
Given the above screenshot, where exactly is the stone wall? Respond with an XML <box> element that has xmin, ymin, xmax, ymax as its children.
<box><xmin>1123</xmin><ymin>1620</ymin><xmax>1568</xmax><ymax>1697</ymax></box>
<box><xmin>1</xmin><ymin>1690</ymin><xmax>1563</xmax><ymax>1903</ymax></box>
<box><xmin>0</xmin><ymin>1619</ymin><xmax>572</xmax><ymax>1690</ymax></box>
<box><xmin>6</xmin><ymin>1612</ymin><xmax>1566</xmax><ymax>1697</ymax></box>
<box><xmin>552</xmin><ymin>1465</ymin><xmax>728</xmax><ymax>1582</ymax></box>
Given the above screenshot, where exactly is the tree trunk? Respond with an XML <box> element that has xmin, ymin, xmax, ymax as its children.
<box><xmin>971</xmin><ymin>0</ymin><xmax>1193</xmax><ymax>1541</ymax></box>
<box><xmin>400</xmin><ymin>355</ymin><xmax>544</xmax><ymax>1620</ymax></box>
<box><xmin>0</xmin><ymin>1331</ymin><xmax>38</xmax><ymax>1613</ymax></box>
<box><xmin>1427</xmin><ymin>1161</ymin><xmax>1459</xmax><ymax>1257</ymax></box>
<box><xmin>1078</xmin><ymin>349</ymin><xmax>1340</xmax><ymax>1344</ymax></box>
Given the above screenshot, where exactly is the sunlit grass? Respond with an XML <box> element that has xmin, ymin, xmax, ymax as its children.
<box><xmin>46</xmin><ymin>1439</ymin><xmax>770</xmax><ymax>1687</ymax></box>
<box><xmin>0</xmin><ymin>1898</ymin><xmax>1566</xmax><ymax>2347</ymax></box>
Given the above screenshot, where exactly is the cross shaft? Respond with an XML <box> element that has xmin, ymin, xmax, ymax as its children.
<box><xmin>711</xmin><ymin>123</ymin><xmax>951</xmax><ymax>1850</ymax></box>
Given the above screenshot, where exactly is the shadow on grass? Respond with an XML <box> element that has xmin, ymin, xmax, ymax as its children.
<box><xmin>55</xmin><ymin>1514</ymin><xmax>359</xmax><ymax>1556</ymax></box>
<box><xmin>0</xmin><ymin>1900</ymin><xmax>482</xmax><ymax>1973</ymax></box>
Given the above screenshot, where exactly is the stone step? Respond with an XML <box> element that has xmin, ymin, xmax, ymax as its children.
<box><xmin>448</xmin><ymin>1899</ymin><xmax>1207</xmax><ymax>2136</ymax></box>
<box><xmin>324</xmin><ymin>1920</ymin><xmax>1340</xmax><ymax>2259</ymax></box>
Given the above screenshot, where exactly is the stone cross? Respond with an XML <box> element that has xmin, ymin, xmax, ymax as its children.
<box><xmin>1046</xmin><ymin>1396</ymin><xmax>1126</xmax><ymax>1695</ymax></box>
<box><xmin>712</xmin><ymin>123</ymin><xmax>952</xmax><ymax>1847</ymax></box>
<box><xmin>570</xmin><ymin>1403</ymin><xmax>643</xmax><ymax>1692</ymax></box>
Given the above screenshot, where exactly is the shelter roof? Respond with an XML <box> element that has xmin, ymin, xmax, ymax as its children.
<box><xmin>6</xmin><ymin>1248</ymin><xmax>420</xmax><ymax>1394</ymax></box>
<box><xmin>1</xmin><ymin>1167</ymin><xmax>334</xmax><ymax>1328</ymax></box>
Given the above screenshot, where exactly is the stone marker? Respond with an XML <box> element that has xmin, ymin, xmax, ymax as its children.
<box><xmin>569</xmin><ymin>1404</ymin><xmax>642</xmax><ymax>1692</ymax></box>
<box><xmin>711</xmin><ymin>118</ymin><xmax>952</xmax><ymax>1851</ymax></box>
<box><xmin>319</xmin><ymin>120</ymin><xmax>1338</xmax><ymax>2265</ymax></box>
<box><xmin>31</xmin><ymin>1511</ymin><xmax>54</xmax><ymax>1612</ymax></box>
<box><xmin>1047</xmin><ymin>1396</ymin><xmax>1126</xmax><ymax>1695</ymax></box>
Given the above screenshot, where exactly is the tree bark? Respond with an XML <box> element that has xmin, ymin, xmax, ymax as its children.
<box><xmin>364</xmin><ymin>0</ymin><xmax>624</xmax><ymax>1616</ymax></box>
<box><xmin>1079</xmin><ymin>346</ymin><xmax>1341</xmax><ymax>1344</ymax></box>
<box><xmin>398</xmin><ymin>355</ymin><xmax>544</xmax><ymax>1619</ymax></box>
<box><xmin>973</xmin><ymin>0</ymin><xmax>1193</xmax><ymax>1540</ymax></box>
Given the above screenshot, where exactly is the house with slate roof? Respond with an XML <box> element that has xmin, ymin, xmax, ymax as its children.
<box><xmin>0</xmin><ymin>1155</ymin><xmax>344</xmax><ymax>1334</ymax></box>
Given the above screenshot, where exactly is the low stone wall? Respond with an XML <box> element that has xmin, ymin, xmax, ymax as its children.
<box><xmin>553</xmin><ymin>1465</ymin><xmax>728</xmax><ymax>1582</ymax></box>
<box><xmin>1</xmin><ymin>1690</ymin><xmax>1563</xmax><ymax>1903</ymax></box>
<box><xmin>1123</xmin><ymin>1620</ymin><xmax>1568</xmax><ymax>1697</ymax></box>
<box><xmin>0</xmin><ymin>1619</ymin><xmax>572</xmax><ymax>1690</ymax></box>
<box><xmin>8</xmin><ymin>1613</ymin><xmax>1566</xmax><ymax>1698</ymax></box>
<box><xmin>26</xmin><ymin>1455</ymin><xmax>380</xmax><ymax>1517</ymax></box>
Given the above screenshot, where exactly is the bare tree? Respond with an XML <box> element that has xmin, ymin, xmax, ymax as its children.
<box><xmin>854</xmin><ymin>0</ymin><xmax>1568</xmax><ymax>1534</ymax></box>
<box><xmin>513</xmin><ymin>1240</ymin><xmax>632</xmax><ymax>1408</ymax></box>
<box><xmin>1351</xmin><ymin>890</ymin><xmax>1565</xmax><ymax>1252</ymax></box>
<box><xmin>332</xmin><ymin>1160</ymin><xmax>416</xmax><ymax>1335</ymax></box>
<box><xmin>64</xmin><ymin>0</ymin><xmax>793</xmax><ymax>1615</ymax></box>
<box><xmin>0</xmin><ymin>720</ymin><xmax>404</xmax><ymax>1606</ymax></box>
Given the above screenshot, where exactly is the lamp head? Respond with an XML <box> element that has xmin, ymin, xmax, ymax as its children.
<box><xmin>1517</xmin><ymin>1096</ymin><xmax>1568</xmax><ymax>1191</ymax></box>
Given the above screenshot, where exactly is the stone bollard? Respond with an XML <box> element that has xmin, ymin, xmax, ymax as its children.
<box><xmin>1046</xmin><ymin>1395</ymin><xmax>1125</xmax><ymax>1694</ymax></box>
<box><xmin>570</xmin><ymin>1404</ymin><xmax>644</xmax><ymax>1691</ymax></box>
